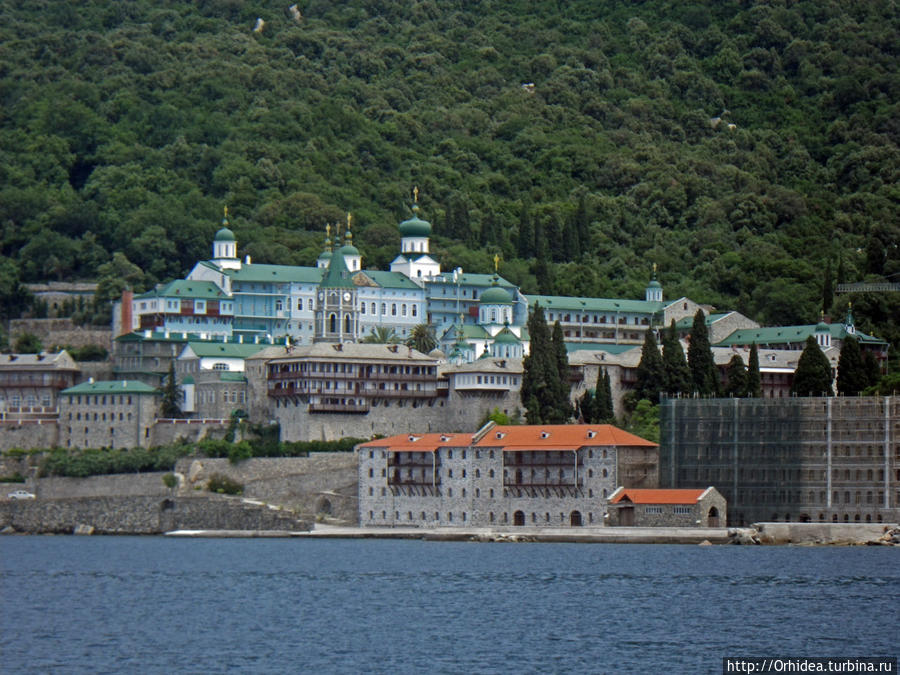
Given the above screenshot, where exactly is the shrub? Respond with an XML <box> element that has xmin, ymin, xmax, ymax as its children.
<box><xmin>0</xmin><ymin>473</ymin><xmax>26</xmax><ymax>483</ymax></box>
<box><xmin>207</xmin><ymin>473</ymin><xmax>243</xmax><ymax>495</ymax></box>
<box><xmin>162</xmin><ymin>473</ymin><xmax>178</xmax><ymax>489</ymax></box>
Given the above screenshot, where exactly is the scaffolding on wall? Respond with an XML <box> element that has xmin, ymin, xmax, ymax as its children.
<box><xmin>659</xmin><ymin>396</ymin><xmax>899</xmax><ymax>526</ymax></box>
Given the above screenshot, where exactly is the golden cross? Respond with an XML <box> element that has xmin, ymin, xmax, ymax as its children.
<box><xmin>493</xmin><ymin>254</ymin><xmax>500</xmax><ymax>272</ymax></box>
<box><xmin>346</xmin><ymin>212</ymin><xmax>352</xmax><ymax>230</ymax></box>
<box><xmin>413</xmin><ymin>186</ymin><xmax>419</xmax><ymax>203</ymax></box>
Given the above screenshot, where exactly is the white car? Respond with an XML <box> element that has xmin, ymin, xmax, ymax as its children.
<box><xmin>7</xmin><ymin>490</ymin><xmax>35</xmax><ymax>500</ymax></box>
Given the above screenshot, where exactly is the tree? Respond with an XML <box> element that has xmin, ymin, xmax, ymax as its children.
<box><xmin>746</xmin><ymin>343</ymin><xmax>762</xmax><ymax>397</ymax></box>
<box><xmin>362</xmin><ymin>326</ymin><xmax>401</xmax><ymax>344</ymax></box>
<box><xmin>521</xmin><ymin>304</ymin><xmax>571</xmax><ymax>424</ymax></box>
<box><xmin>822</xmin><ymin>258</ymin><xmax>833</xmax><ymax>314</ymax></box>
<box><xmin>599</xmin><ymin>369</ymin><xmax>615</xmax><ymax>423</ymax></box>
<box><xmin>687</xmin><ymin>310</ymin><xmax>718</xmax><ymax>395</ymax></box>
<box><xmin>635</xmin><ymin>329</ymin><xmax>665</xmax><ymax>403</ymax></box>
<box><xmin>862</xmin><ymin>350</ymin><xmax>881</xmax><ymax>389</ymax></box>
<box><xmin>791</xmin><ymin>336</ymin><xmax>834</xmax><ymax>397</ymax></box>
<box><xmin>14</xmin><ymin>333</ymin><xmax>43</xmax><ymax>354</ymax></box>
<box><xmin>160</xmin><ymin>362</ymin><xmax>182</xmax><ymax>418</ymax></box>
<box><xmin>724</xmin><ymin>355</ymin><xmax>747</xmax><ymax>397</ymax></box>
<box><xmin>662</xmin><ymin>320</ymin><xmax>690</xmax><ymax>395</ymax></box>
<box><xmin>405</xmin><ymin>323</ymin><xmax>437</xmax><ymax>353</ymax></box>
<box><xmin>577</xmin><ymin>389</ymin><xmax>595</xmax><ymax>423</ymax></box>
<box><xmin>624</xmin><ymin>398</ymin><xmax>660</xmax><ymax>443</ymax></box>
<box><xmin>836</xmin><ymin>336</ymin><xmax>867</xmax><ymax>396</ymax></box>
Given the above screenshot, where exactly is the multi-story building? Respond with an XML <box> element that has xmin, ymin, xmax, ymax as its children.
<box><xmin>58</xmin><ymin>380</ymin><xmax>160</xmax><ymax>449</ymax></box>
<box><xmin>357</xmin><ymin>423</ymin><xmax>658</xmax><ymax>528</ymax></box>
<box><xmin>659</xmin><ymin>396</ymin><xmax>900</xmax><ymax>526</ymax></box>
<box><xmin>0</xmin><ymin>351</ymin><xmax>80</xmax><ymax>419</ymax></box>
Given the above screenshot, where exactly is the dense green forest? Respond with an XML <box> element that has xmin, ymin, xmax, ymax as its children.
<box><xmin>0</xmin><ymin>0</ymin><xmax>897</xmax><ymax>350</ymax></box>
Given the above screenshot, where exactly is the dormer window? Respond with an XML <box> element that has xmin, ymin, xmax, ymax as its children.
<box><xmin>540</xmin><ymin>431</ymin><xmax>550</xmax><ymax>439</ymax></box>
<box><xmin>495</xmin><ymin>432</ymin><xmax>505</xmax><ymax>439</ymax></box>
<box><xmin>587</xmin><ymin>430</ymin><xmax>596</xmax><ymax>438</ymax></box>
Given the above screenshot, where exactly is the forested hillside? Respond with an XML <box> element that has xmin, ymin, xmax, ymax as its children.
<box><xmin>1</xmin><ymin>0</ymin><xmax>897</xmax><ymax>348</ymax></box>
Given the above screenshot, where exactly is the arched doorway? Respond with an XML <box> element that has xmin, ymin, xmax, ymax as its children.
<box><xmin>317</xmin><ymin>498</ymin><xmax>332</xmax><ymax>516</ymax></box>
<box><xmin>513</xmin><ymin>510</ymin><xmax>525</xmax><ymax>526</ymax></box>
<box><xmin>570</xmin><ymin>510</ymin><xmax>582</xmax><ymax>526</ymax></box>
<box><xmin>799</xmin><ymin>513</ymin><xmax>811</xmax><ymax>523</ymax></box>
<box><xmin>707</xmin><ymin>507</ymin><xmax>720</xmax><ymax>527</ymax></box>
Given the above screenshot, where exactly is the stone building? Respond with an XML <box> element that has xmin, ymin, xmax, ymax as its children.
<box><xmin>0</xmin><ymin>351</ymin><xmax>80</xmax><ymax>418</ymax></box>
<box><xmin>357</xmin><ymin>423</ymin><xmax>658</xmax><ymax>528</ymax></box>
<box><xmin>58</xmin><ymin>380</ymin><xmax>161</xmax><ymax>449</ymax></box>
<box><xmin>606</xmin><ymin>487</ymin><xmax>726</xmax><ymax>527</ymax></box>
<box><xmin>659</xmin><ymin>396</ymin><xmax>900</xmax><ymax>526</ymax></box>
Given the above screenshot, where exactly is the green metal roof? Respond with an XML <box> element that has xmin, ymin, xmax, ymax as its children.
<box><xmin>219</xmin><ymin>372</ymin><xmax>247</xmax><ymax>382</ymax></box>
<box><xmin>398</xmin><ymin>205</ymin><xmax>432</xmax><ymax>237</ymax></box>
<box><xmin>492</xmin><ymin>327</ymin><xmax>521</xmax><ymax>344</ymax></box>
<box><xmin>528</xmin><ymin>295</ymin><xmax>663</xmax><ymax>314</ymax></box>
<box><xmin>565</xmin><ymin>342</ymin><xmax>636</xmax><ymax>355</ymax></box>
<box><xmin>184</xmin><ymin>342</ymin><xmax>270</xmax><ymax>358</ymax></box>
<box><xmin>358</xmin><ymin>270</ymin><xmax>422</xmax><ymax>290</ymax></box>
<box><xmin>227</xmin><ymin>264</ymin><xmax>323</xmax><ymax>283</ymax></box>
<box><xmin>62</xmin><ymin>380</ymin><xmax>160</xmax><ymax>396</ymax></box>
<box><xmin>115</xmin><ymin>331</ymin><xmax>192</xmax><ymax>343</ymax></box>
<box><xmin>715</xmin><ymin>323</ymin><xmax>887</xmax><ymax>347</ymax></box>
<box><xmin>480</xmin><ymin>278</ymin><xmax>514</xmax><ymax>304</ymax></box>
<box><xmin>135</xmin><ymin>279</ymin><xmax>228</xmax><ymax>301</ymax></box>
<box><xmin>429</xmin><ymin>272</ymin><xmax>516</xmax><ymax>289</ymax></box>
<box><xmin>320</xmin><ymin>248</ymin><xmax>356</xmax><ymax>289</ymax></box>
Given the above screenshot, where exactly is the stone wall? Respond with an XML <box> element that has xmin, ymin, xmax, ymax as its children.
<box><xmin>149</xmin><ymin>420</ymin><xmax>230</xmax><ymax>447</ymax></box>
<box><xmin>10</xmin><ymin>318</ymin><xmax>112</xmax><ymax>350</ymax></box>
<box><xmin>0</xmin><ymin>495</ymin><xmax>310</xmax><ymax>534</ymax></box>
<box><xmin>174</xmin><ymin>454</ymin><xmax>358</xmax><ymax>523</ymax></box>
<box><xmin>0</xmin><ymin>421</ymin><xmax>58</xmax><ymax>452</ymax></box>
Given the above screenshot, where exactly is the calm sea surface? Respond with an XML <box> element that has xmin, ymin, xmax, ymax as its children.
<box><xmin>1</xmin><ymin>537</ymin><xmax>897</xmax><ymax>674</ymax></box>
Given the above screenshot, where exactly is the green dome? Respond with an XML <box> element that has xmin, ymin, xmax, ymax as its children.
<box><xmin>214</xmin><ymin>227</ymin><xmax>235</xmax><ymax>242</ymax></box>
<box><xmin>318</xmin><ymin>250</ymin><xmax>333</xmax><ymax>261</ymax></box>
<box><xmin>647</xmin><ymin>280</ymin><xmax>662</xmax><ymax>289</ymax></box>
<box><xmin>815</xmin><ymin>320</ymin><xmax>830</xmax><ymax>332</ymax></box>
<box><xmin>339</xmin><ymin>243</ymin><xmax>360</xmax><ymax>256</ymax></box>
<box><xmin>399</xmin><ymin>205</ymin><xmax>432</xmax><ymax>238</ymax></box>
<box><xmin>480</xmin><ymin>284</ymin><xmax>513</xmax><ymax>304</ymax></box>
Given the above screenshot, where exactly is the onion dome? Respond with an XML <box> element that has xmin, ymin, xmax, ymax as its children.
<box><xmin>815</xmin><ymin>312</ymin><xmax>830</xmax><ymax>333</ymax></box>
<box><xmin>480</xmin><ymin>276</ymin><xmax>513</xmax><ymax>304</ymax></box>
<box><xmin>399</xmin><ymin>202</ymin><xmax>432</xmax><ymax>238</ymax></box>
<box><xmin>215</xmin><ymin>207</ymin><xmax>235</xmax><ymax>242</ymax></box>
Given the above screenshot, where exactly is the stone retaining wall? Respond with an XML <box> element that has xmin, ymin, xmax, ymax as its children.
<box><xmin>175</xmin><ymin>453</ymin><xmax>358</xmax><ymax>523</ymax></box>
<box><xmin>0</xmin><ymin>422</ymin><xmax>58</xmax><ymax>452</ymax></box>
<box><xmin>10</xmin><ymin>318</ymin><xmax>112</xmax><ymax>350</ymax></box>
<box><xmin>0</xmin><ymin>495</ymin><xmax>310</xmax><ymax>534</ymax></box>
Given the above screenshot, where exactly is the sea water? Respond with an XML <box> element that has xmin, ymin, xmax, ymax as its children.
<box><xmin>1</xmin><ymin>537</ymin><xmax>897</xmax><ymax>674</ymax></box>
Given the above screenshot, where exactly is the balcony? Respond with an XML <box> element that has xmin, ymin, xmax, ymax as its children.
<box><xmin>308</xmin><ymin>401</ymin><xmax>369</xmax><ymax>414</ymax></box>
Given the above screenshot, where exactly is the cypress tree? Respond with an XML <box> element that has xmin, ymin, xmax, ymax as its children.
<box><xmin>862</xmin><ymin>350</ymin><xmax>881</xmax><ymax>389</ymax></box>
<box><xmin>517</xmin><ymin>201</ymin><xmax>534</xmax><ymax>259</ymax></box>
<box><xmin>662</xmin><ymin>319</ymin><xmax>690</xmax><ymax>395</ymax></box>
<box><xmin>549</xmin><ymin>320</ymin><xmax>574</xmax><ymax>422</ymax></box>
<box><xmin>578</xmin><ymin>389</ymin><xmax>595</xmax><ymax>423</ymax></box>
<box><xmin>160</xmin><ymin>362</ymin><xmax>181</xmax><ymax>418</ymax></box>
<box><xmin>724</xmin><ymin>355</ymin><xmax>748</xmax><ymax>397</ymax></box>
<box><xmin>687</xmin><ymin>309</ymin><xmax>717</xmax><ymax>395</ymax></box>
<box><xmin>521</xmin><ymin>304</ymin><xmax>571</xmax><ymax>423</ymax></box>
<box><xmin>601</xmin><ymin>369</ymin><xmax>615</xmax><ymax>422</ymax></box>
<box><xmin>836</xmin><ymin>335</ymin><xmax>867</xmax><ymax>396</ymax></box>
<box><xmin>746</xmin><ymin>343</ymin><xmax>762</xmax><ymax>397</ymax></box>
<box><xmin>635</xmin><ymin>329</ymin><xmax>665</xmax><ymax>403</ymax></box>
<box><xmin>822</xmin><ymin>258</ymin><xmax>833</xmax><ymax>314</ymax></box>
<box><xmin>791</xmin><ymin>336</ymin><xmax>834</xmax><ymax>397</ymax></box>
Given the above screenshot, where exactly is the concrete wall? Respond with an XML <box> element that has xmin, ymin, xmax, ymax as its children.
<box><xmin>0</xmin><ymin>495</ymin><xmax>309</xmax><ymax>534</ymax></box>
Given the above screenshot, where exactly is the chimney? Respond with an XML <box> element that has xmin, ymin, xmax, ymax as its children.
<box><xmin>120</xmin><ymin>289</ymin><xmax>134</xmax><ymax>337</ymax></box>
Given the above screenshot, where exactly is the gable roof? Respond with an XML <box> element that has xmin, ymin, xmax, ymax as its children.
<box><xmin>181</xmin><ymin>342</ymin><xmax>270</xmax><ymax>359</ymax></box>
<box><xmin>135</xmin><ymin>279</ymin><xmax>229</xmax><ymax>301</ymax></box>
<box><xmin>0</xmin><ymin>351</ymin><xmax>79</xmax><ymax>372</ymax></box>
<box><xmin>357</xmin><ymin>270</ymin><xmax>422</xmax><ymax>290</ymax></box>
<box><xmin>358</xmin><ymin>432</ymin><xmax>466</xmax><ymax>452</ymax></box>
<box><xmin>609</xmin><ymin>488</ymin><xmax>709</xmax><ymax>505</ymax></box>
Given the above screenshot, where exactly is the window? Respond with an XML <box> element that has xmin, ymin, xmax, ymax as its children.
<box><xmin>297</xmin><ymin>299</ymin><xmax>303</xmax><ymax>311</ymax></box>
<box><xmin>391</xmin><ymin>304</ymin><xmax>397</xmax><ymax>316</ymax></box>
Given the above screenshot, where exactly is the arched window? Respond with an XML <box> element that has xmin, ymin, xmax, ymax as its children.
<box><xmin>329</xmin><ymin>313</ymin><xmax>337</xmax><ymax>332</ymax></box>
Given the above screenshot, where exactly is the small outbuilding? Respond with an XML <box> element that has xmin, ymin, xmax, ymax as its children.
<box><xmin>606</xmin><ymin>487</ymin><xmax>726</xmax><ymax>528</ymax></box>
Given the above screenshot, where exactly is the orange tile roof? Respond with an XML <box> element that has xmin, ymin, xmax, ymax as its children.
<box><xmin>475</xmin><ymin>424</ymin><xmax>657</xmax><ymax>448</ymax></box>
<box><xmin>610</xmin><ymin>488</ymin><xmax>708</xmax><ymax>505</ymax></box>
<box><xmin>357</xmin><ymin>433</ymin><xmax>466</xmax><ymax>452</ymax></box>
<box><xmin>357</xmin><ymin>424</ymin><xmax>657</xmax><ymax>452</ymax></box>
